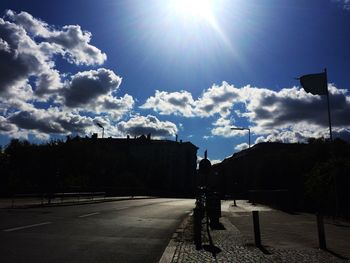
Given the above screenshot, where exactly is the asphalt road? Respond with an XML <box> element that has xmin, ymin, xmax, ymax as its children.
<box><xmin>0</xmin><ymin>198</ymin><xmax>194</xmax><ymax>263</ymax></box>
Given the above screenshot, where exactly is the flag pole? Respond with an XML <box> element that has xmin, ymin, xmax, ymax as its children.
<box><xmin>325</xmin><ymin>68</ymin><xmax>333</xmax><ymax>142</ymax></box>
<box><xmin>325</xmin><ymin>68</ymin><xmax>339</xmax><ymax>216</ymax></box>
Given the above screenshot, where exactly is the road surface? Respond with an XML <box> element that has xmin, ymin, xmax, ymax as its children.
<box><xmin>0</xmin><ymin>198</ymin><xmax>194</xmax><ymax>263</ymax></box>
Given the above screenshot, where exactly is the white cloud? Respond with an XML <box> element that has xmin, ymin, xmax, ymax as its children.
<box><xmin>95</xmin><ymin>94</ymin><xmax>135</xmax><ymax>120</ymax></box>
<box><xmin>7</xmin><ymin>106</ymin><xmax>93</xmax><ymax>135</ymax></box>
<box><xmin>0</xmin><ymin>116</ymin><xmax>17</xmax><ymax>132</ymax></box>
<box><xmin>254</xmin><ymin>130</ymin><xmax>307</xmax><ymax>144</ymax></box>
<box><xmin>255</xmin><ymin>127</ymin><xmax>350</xmax><ymax>144</ymax></box>
<box><xmin>141</xmin><ymin>81</ymin><xmax>239</xmax><ymax>118</ymax></box>
<box><xmin>0</xmin><ymin>10</ymin><xmax>133</xmax><ymax>140</ymax></box>
<box><xmin>0</xmin><ymin>10</ymin><xmax>107</xmax><ymax>100</ymax></box>
<box><xmin>210</xmin><ymin>159</ymin><xmax>222</xmax><ymax>165</ymax></box>
<box><xmin>63</xmin><ymin>68</ymin><xmax>121</xmax><ymax>106</ymax></box>
<box><xmin>211</xmin><ymin>84</ymin><xmax>350</xmax><ymax>140</ymax></box>
<box><xmin>5</xmin><ymin>9</ymin><xmax>51</xmax><ymax>37</ymax></box>
<box><xmin>62</xmin><ymin>68</ymin><xmax>133</xmax><ymax>120</ymax></box>
<box><xmin>194</xmin><ymin>82</ymin><xmax>239</xmax><ymax>117</ymax></box>
<box><xmin>45</xmin><ymin>25</ymin><xmax>107</xmax><ymax>65</ymax></box>
<box><xmin>235</xmin><ymin>143</ymin><xmax>249</xmax><ymax>151</ymax></box>
<box><xmin>143</xmin><ymin>82</ymin><xmax>350</xmax><ymax>141</ymax></box>
<box><xmin>5</xmin><ymin>10</ymin><xmax>107</xmax><ymax>66</ymax></box>
<box><xmin>211</xmin><ymin>125</ymin><xmax>247</xmax><ymax>138</ymax></box>
<box><xmin>117</xmin><ymin>115</ymin><xmax>178</xmax><ymax>138</ymax></box>
<box><xmin>140</xmin><ymin>90</ymin><xmax>195</xmax><ymax>117</ymax></box>
<box><xmin>0</xmin><ymin>37</ymin><xmax>11</xmax><ymax>52</ymax></box>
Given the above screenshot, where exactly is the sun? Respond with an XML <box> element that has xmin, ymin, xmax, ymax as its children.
<box><xmin>161</xmin><ymin>0</ymin><xmax>238</xmax><ymax>58</ymax></box>
<box><xmin>170</xmin><ymin>0</ymin><xmax>214</xmax><ymax>21</ymax></box>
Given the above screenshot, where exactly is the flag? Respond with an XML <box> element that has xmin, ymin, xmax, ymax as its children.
<box><xmin>96</xmin><ymin>122</ymin><xmax>103</xmax><ymax>128</ymax></box>
<box><xmin>299</xmin><ymin>72</ymin><xmax>327</xmax><ymax>95</ymax></box>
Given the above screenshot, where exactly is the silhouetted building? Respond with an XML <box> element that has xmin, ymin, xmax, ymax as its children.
<box><xmin>69</xmin><ymin>135</ymin><xmax>199</xmax><ymax>196</ymax></box>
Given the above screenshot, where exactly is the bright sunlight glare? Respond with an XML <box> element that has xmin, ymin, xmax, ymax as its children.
<box><xmin>165</xmin><ymin>0</ymin><xmax>242</xmax><ymax>64</ymax></box>
<box><xmin>170</xmin><ymin>0</ymin><xmax>214</xmax><ymax>21</ymax></box>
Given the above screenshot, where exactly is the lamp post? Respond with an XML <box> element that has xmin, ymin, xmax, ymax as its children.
<box><xmin>231</xmin><ymin>127</ymin><xmax>251</xmax><ymax>148</ymax></box>
<box><xmin>96</xmin><ymin>122</ymin><xmax>104</xmax><ymax>138</ymax></box>
<box><xmin>230</xmin><ymin>126</ymin><xmax>251</xmax><ymax>207</ymax></box>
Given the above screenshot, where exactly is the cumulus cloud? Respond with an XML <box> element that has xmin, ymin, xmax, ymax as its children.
<box><xmin>254</xmin><ymin>130</ymin><xmax>308</xmax><ymax>144</ymax></box>
<box><xmin>0</xmin><ymin>16</ymin><xmax>42</xmax><ymax>96</ymax></box>
<box><xmin>2</xmin><ymin>104</ymin><xmax>126</xmax><ymax>140</ymax></box>
<box><xmin>141</xmin><ymin>82</ymin><xmax>239</xmax><ymax>118</ymax></box>
<box><xmin>63</xmin><ymin>68</ymin><xmax>122</xmax><ymax>107</ymax></box>
<box><xmin>211</xmin><ymin>84</ymin><xmax>350</xmax><ymax>140</ymax></box>
<box><xmin>140</xmin><ymin>90</ymin><xmax>195</xmax><ymax>117</ymax></box>
<box><xmin>255</xmin><ymin>127</ymin><xmax>350</xmax><ymax>144</ymax></box>
<box><xmin>0</xmin><ymin>9</ymin><xmax>108</xmax><ymax>100</ymax></box>
<box><xmin>240</xmin><ymin>85</ymin><xmax>350</xmax><ymax>133</ymax></box>
<box><xmin>96</xmin><ymin>94</ymin><xmax>135</xmax><ymax>119</ymax></box>
<box><xmin>7</xmin><ymin>106</ymin><xmax>93</xmax><ymax>135</ymax></box>
<box><xmin>0</xmin><ymin>116</ymin><xmax>17</xmax><ymax>132</ymax></box>
<box><xmin>333</xmin><ymin>128</ymin><xmax>350</xmax><ymax>141</ymax></box>
<box><xmin>5</xmin><ymin>9</ymin><xmax>50</xmax><ymax>37</ymax></box>
<box><xmin>45</xmin><ymin>25</ymin><xmax>107</xmax><ymax>65</ymax></box>
<box><xmin>235</xmin><ymin>143</ymin><xmax>249</xmax><ymax>151</ymax></box>
<box><xmin>143</xmin><ymin>82</ymin><xmax>350</xmax><ymax>141</ymax></box>
<box><xmin>5</xmin><ymin>10</ymin><xmax>106</xmax><ymax>65</ymax></box>
<box><xmin>211</xmin><ymin>125</ymin><xmax>247</xmax><ymax>138</ymax></box>
<box><xmin>0</xmin><ymin>10</ymin><xmax>133</xmax><ymax>140</ymax></box>
<box><xmin>194</xmin><ymin>82</ymin><xmax>239</xmax><ymax>117</ymax></box>
<box><xmin>62</xmin><ymin>68</ymin><xmax>133</xmax><ymax>119</ymax></box>
<box><xmin>117</xmin><ymin>115</ymin><xmax>178</xmax><ymax>138</ymax></box>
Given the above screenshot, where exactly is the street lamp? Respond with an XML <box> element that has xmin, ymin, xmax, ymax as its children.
<box><xmin>230</xmin><ymin>126</ymin><xmax>251</xmax><ymax>207</ymax></box>
<box><xmin>96</xmin><ymin>122</ymin><xmax>104</xmax><ymax>138</ymax></box>
<box><xmin>231</xmin><ymin>127</ymin><xmax>251</xmax><ymax>148</ymax></box>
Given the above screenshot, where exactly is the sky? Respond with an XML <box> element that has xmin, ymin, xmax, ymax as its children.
<box><xmin>0</xmin><ymin>0</ymin><xmax>350</xmax><ymax>162</ymax></box>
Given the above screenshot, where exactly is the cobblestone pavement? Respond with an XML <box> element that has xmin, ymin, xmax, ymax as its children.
<box><xmin>170</xmin><ymin>215</ymin><xmax>348</xmax><ymax>263</ymax></box>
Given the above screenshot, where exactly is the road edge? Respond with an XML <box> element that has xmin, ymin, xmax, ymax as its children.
<box><xmin>159</xmin><ymin>212</ymin><xmax>192</xmax><ymax>263</ymax></box>
<box><xmin>0</xmin><ymin>196</ymin><xmax>156</xmax><ymax>209</ymax></box>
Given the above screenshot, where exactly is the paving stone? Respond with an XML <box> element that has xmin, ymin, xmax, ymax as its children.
<box><xmin>170</xmin><ymin>215</ymin><xmax>347</xmax><ymax>263</ymax></box>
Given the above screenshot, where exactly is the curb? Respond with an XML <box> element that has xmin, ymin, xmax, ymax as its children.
<box><xmin>159</xmin><ymin>212</ymin><xmax>192</xmax><ymax>263</ymax></box>
<box><xmin>0</xmin><ymin>196</ymin><xmax>156</xmax><ymax>209</ymax></box>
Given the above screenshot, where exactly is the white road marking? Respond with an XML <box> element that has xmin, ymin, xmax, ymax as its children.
<box><xmin>78</xmin><ymin>212</ymin><xmax>100</xmax><ymax>218</ymax></box>
<box><xmin>3</xmin><ymin>222</ymin><xmax>52</xmax><ymax>232</ymax></box>
<box><xmin>115</xmin><ymin>206</ymin><xmax>130</xmax><ymax>211</ymax></box>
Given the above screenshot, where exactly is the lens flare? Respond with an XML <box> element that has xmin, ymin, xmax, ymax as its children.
<box><xmin>170</xmin><ymin>0</ymin><xmax>213</xmax><ymax>20</ymax></box>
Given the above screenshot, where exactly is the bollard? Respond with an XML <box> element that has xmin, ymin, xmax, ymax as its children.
<box><xmin>206</xmin><ymin>192</ymin><xmax>221</xmax><ymax>228</ymax></box>
<box><xmin>252</xmin><ymin>211</ymin><xmax>261</xmax><ymax>247</ymax></box>
<box><xmin>316</xmin><ymin>213</ymin><xmax>327</xmax><ymax>250</ymax></box>
<box><xmin>193</xmin><ymin>207</ymin><xmax>202</xmax><ymax>250</ymax></box>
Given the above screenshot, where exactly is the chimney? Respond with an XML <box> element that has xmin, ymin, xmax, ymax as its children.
<box><xmin>176</xmin><ymin>134</ymin><xmax>178</xmax><ymax>142</ymax></box>
<box><xmin>147</xmin><ymin>133</ymin><xmax>151</xmax><ymax>140</ymax></box>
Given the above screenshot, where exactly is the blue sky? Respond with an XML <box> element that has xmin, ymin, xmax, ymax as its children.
<box><xmin>1</xmin><ymin>0</ymin><xmax>350</xmax><ymax>162</ymax></box>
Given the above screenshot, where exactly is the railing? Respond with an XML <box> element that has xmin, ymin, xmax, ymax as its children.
<box><xmin>193</xmin><ymin>187</ymin><xmax>222</xmax><ymax>251</ymax></box>
<box><xmin>9</xmin><ymin>192</ymin><xmax>106</xmax><ymax>207</ymax></box>
<box><xmin>193</xmin><ymin>188</ymin><xmax>206</xmax><ymax>250</ymax></box>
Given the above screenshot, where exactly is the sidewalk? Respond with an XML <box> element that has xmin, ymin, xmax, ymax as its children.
<box><xmin>162</xmin><ymin>200</ymin><xmax>349</xmax><ymax>262</ymax></box>
<box><xmin>228</xmin><ymin>200</ymin><xmax>350</xmax><ymax>260</ymax></box>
